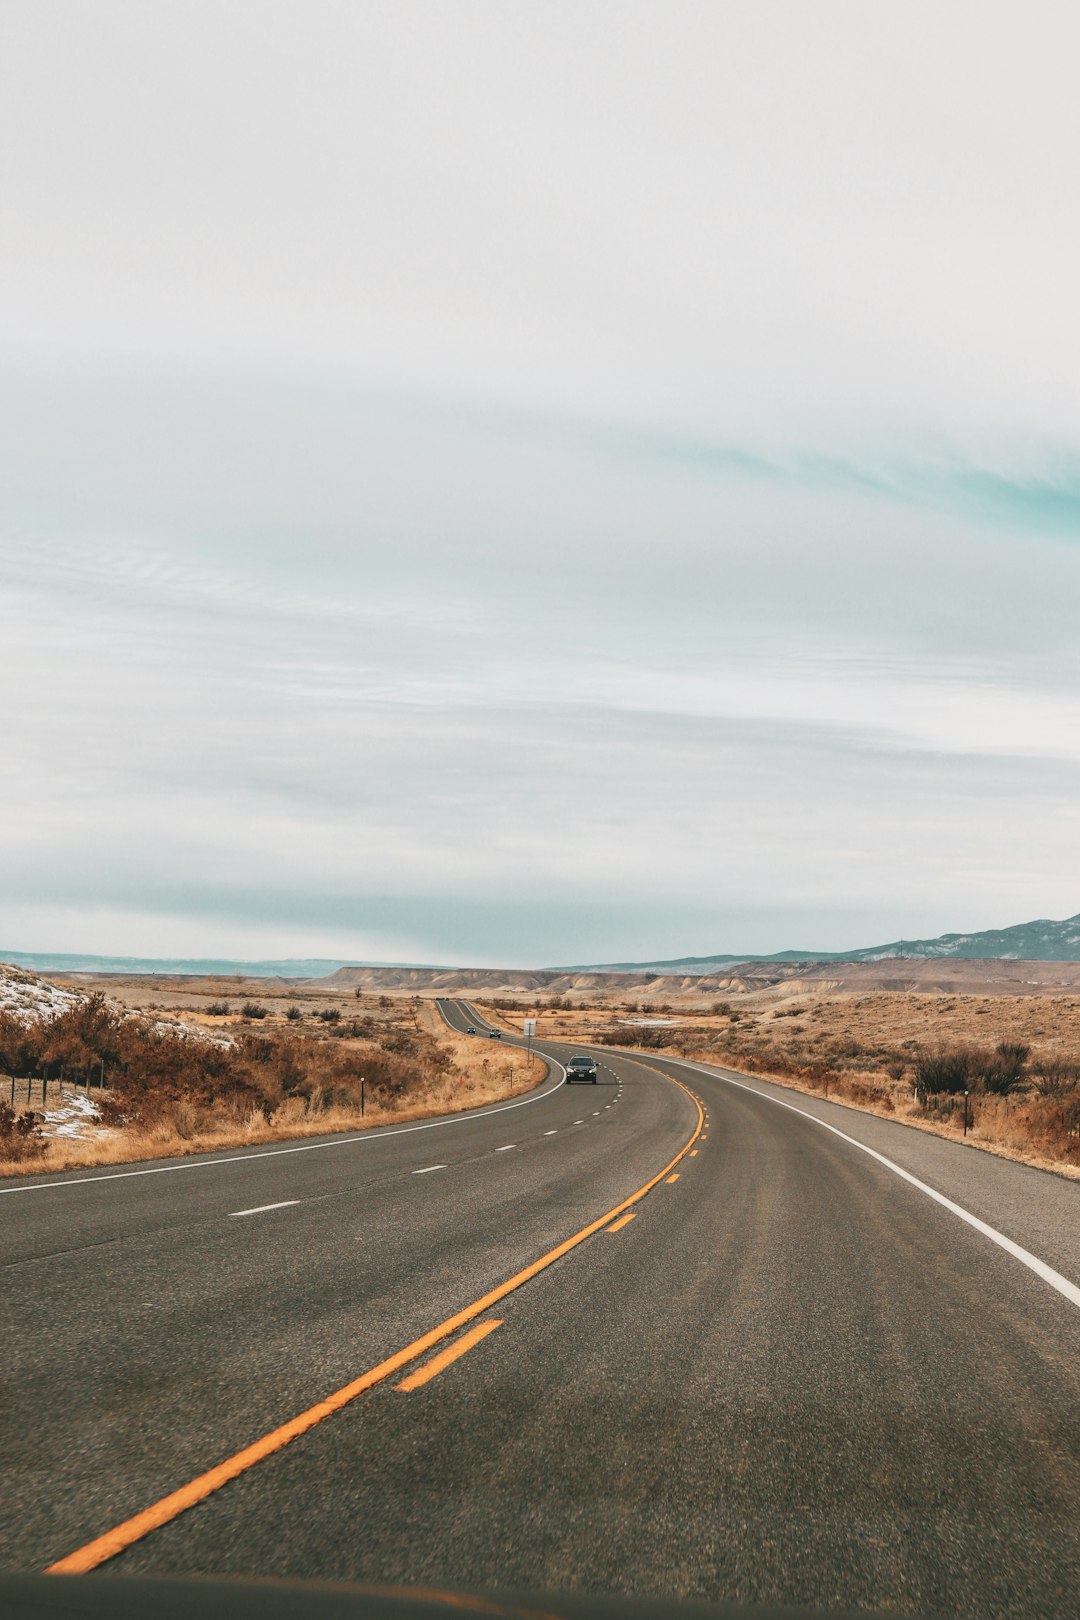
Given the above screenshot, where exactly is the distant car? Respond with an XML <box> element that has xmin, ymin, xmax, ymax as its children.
<box><xmin>566</xmin><ymin>1055</ymin><xmax>598</xmax><ymax>1084</ymax></box>
<box><xmin>488</xmin><ymin>1029</ymin><xmax>502</xmax><ymax>1039</ymax></box>
<box><xmin>465</xmin><ymin>1024</ymin><xmax>476</xmax><ymax>1034</ymax></box>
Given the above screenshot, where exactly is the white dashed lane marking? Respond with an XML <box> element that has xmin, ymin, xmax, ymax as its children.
<box><xmin>228</xmin><ymin>1201</ymin><xmax>299</xmax><ymax>1218</ymax></box>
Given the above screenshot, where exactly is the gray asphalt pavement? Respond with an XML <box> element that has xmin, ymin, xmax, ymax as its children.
<box><xmin>2</xmin><ymin>1001</ymin><xmax>1078</xmax><ymax>1616</ymax></box>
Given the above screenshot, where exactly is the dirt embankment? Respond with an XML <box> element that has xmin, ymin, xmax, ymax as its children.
<box><xmin>304</xmin><ymin>957</ymin><xmax>1080</xmax><ymax>999</ymax></box>
<box><xmin>60</xmin><ymin>956</ymin><xmax>1080</xmax><ymax>1002</ymax></box>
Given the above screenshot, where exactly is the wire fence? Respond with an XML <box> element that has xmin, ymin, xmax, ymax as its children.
<box><xmin>2</xmin><ymin>1068</ymin><xmax>107</xmax><ymax>1113</ymax></box>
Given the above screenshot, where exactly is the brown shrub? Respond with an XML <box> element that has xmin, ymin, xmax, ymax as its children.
<box><xmin>0</xmin><ymin>1104</ymin><xmax>46</xmax><ymax>1161</ymax></box>
<box><xmin>1030</xmin><ymin>1055</ymin><xmax>1079</xmax><ymax>1097</ymax></box>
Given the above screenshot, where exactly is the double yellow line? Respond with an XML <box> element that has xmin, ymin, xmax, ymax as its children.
<box><xmin>47</xmin><ymin>1072</ymin><xmax>703</xmax><ymax>1575</ymax></box>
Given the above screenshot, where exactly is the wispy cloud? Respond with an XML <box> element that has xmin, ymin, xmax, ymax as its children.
<box><xmin>3</xmin><ymin>4</ymin><xmax>1079</xmax><ymax>960</ymax></box>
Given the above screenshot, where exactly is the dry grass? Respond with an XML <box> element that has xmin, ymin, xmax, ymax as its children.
<box><xmin>17</xmin><ymin>966</ymin><xmax>1077</xmax><ymax>1178</ymax></box>
<box><xmin>0</xmin><ymin>996</ymin><xmax>543</xmax><ymax>1179</ymax></box>
<box><xmin>676</xmin><ymin>1047</ymin><xmax>1080</xmax><ymax>1181</ymax></box>
<box><xmin>437</xmin><ymin>1026</ymin><xmax>540</xmax><ymax>1092</ymax></box>
<box><xmin>476</xmin><ymin>991</ymin><xmax>1080</xmax><ymax>1177</ymax></box>
<box><xmin>0</xmin><ymin>1071</ymin><xmax>532</xmax><ymax>1179</ymax></box>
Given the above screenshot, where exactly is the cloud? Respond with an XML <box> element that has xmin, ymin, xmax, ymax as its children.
<box><xmin>2</xmin><ymin>5</ymin><xmax>1079</xmax><ymax>960</ymax></box>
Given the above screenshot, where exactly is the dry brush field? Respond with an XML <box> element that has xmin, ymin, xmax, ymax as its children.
<box><xmin>6</xmin><ymin>961</ymin><xmax>1079</xmax><ymax>1179</ymax></box>
<box><xmin>0</xmin><ymin>972</ymin><xmax>539</xmax><ymax>1177</ymax></box>
<box><xmin>477</xmin><ymin>982</ymin><xmax>1080</xmax><ymax>1176</ymax></box>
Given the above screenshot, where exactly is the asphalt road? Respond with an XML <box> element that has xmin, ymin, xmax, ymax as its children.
<box><xmin>2</xmin><ymin>1001</ymin><xmax>1079</xmax><ymax>1617</ymax></box>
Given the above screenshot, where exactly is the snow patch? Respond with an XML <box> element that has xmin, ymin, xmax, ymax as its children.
<box><xmin>42</xmin><ymin>1091</ymin><xmax>111</xmax><ymax>1140</ymax></box>
<box><xmin>1</xmin><ymin>961</ymin><xmax>231</xmax><ymax>1046</ymax></box>
<box><xmin>0</xmin><ymin>965</ymin><xmax>81</xmax><ymax>1022</ymax></box>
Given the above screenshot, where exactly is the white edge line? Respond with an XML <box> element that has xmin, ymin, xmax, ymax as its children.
<box><xmin>666</xmin><ymin>1056</ymin><xmax>1080</xmax><ymax>1314</ymax></box>
<box><xmin>2</xmin><ymin>1037</ymin><xmax>566</xmax><ymax>1195</ymax></box>
<box><xmin>228</xmin><ymin>1200</ymin><xmax>300</xmax><ymax>1218</ymax></box>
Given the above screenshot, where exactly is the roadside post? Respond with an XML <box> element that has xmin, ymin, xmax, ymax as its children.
<box><xmin>361</xmin><ymin>1077</ymin><xmax>365</xmax><ymax>1118</ymax></box>
<box><xmin>963</xmin><ymin>1088</ymin><xmax>969</xmax><ymax>1137</ymax></box>
<box><xmin>524</xmin><ymin>1017</ymin><xmax>536</xmax><ymax>1068</ymax></box>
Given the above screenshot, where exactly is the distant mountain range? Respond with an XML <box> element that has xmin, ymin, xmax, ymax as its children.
<box><xmin>5</xmin><ymin>911</ymin><xmax>1080</xmax><ymax>980</ymax></box>
<box><xmin>0</xmin><ymin>952</ymin><xmax>438</xmax><ymax>980</ymax></box>
<box><xmin>572</xmin><ymin>911</ymin><xmax>1080</xmax><ymax>973</ymax></box>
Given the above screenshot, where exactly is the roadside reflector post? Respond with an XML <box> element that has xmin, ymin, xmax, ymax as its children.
<box><xmin>361</xmin><ymin>1077</ymin><xmax>365</xmax><ymax>1118</ymax></box>
<box><xmin>963</xmin><ymin>1088</ymin><xmax>969</xmax><ymax>1137</ymax></box>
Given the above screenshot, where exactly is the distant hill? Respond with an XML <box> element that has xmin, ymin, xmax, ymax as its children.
<box><xmin>6</xmin><ymin>910</ymin><xmax>1080</xmax><ymax>983</ymax></box>
<box><xmin>0</xmin><ymin>951</ymin><xmax>439</xmax><ymax>979</ymax></box>
<box><xmin>568</xmin><ymin>911</ymin><xmax>1080</xmax><ymax>973</ymax></box>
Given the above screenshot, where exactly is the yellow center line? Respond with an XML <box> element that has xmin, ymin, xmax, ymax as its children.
<box><xmin>606</xmin><ymin>1211</ymin><xmax>636</xmax><ymax>1233</ymax></box>
<box><xmin>665</xmin><ymin>1173</ymin><xmax>680</xmax><ymax>1183</ymax></box>
<box><xmin>45</xmin><ymin>1070</ymin><xmax>703</xmax><ymax>1575</ymax></box>
<box><xmin>395</xmin><ymin>1320</ymin><xmax>502</xmax><ymax>1392</ymax></box>
<box><xmin>689</xmin><ymin>1149</ymin><xmax>698</xmax><ymax>1157</ymax></box>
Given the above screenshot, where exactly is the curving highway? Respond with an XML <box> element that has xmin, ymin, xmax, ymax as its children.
<box><xmin>2</xmin><ymin>999</ymin><xmax>1079</xmax><ymax>1616</ymax></box>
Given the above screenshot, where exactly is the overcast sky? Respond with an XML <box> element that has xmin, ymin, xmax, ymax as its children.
<box><xmin>2</xmin><ymin>2</ymin><xmax>1079</xmax><ymax>965</ymax></box>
